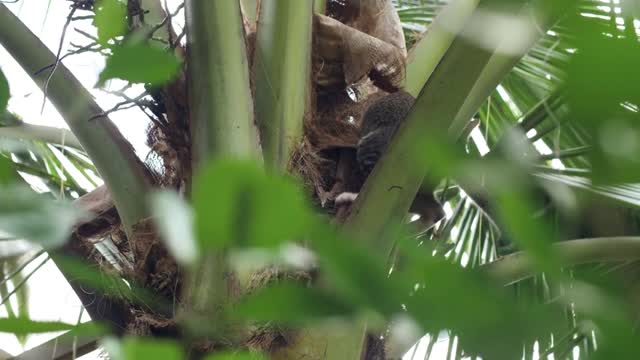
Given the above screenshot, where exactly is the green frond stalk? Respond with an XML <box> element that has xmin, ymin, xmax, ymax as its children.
<box><xmin>253</xmin><ymin>0</ymin><xmax>313</xmax><ymax>169</ymax></box>
<box><xmin>184</xmin><ymin>0</ymin><xmax>260</xmax><ymax>339</ymax></box>
<box><xmin>448</xmin><ymin>0</ymin><xmax>575</xmax><ymax>139</ymax></box>
<box><xmin>517</xmin><ymin>88</ymin><xmax>566</xmax><ymax>132</ymax></box>
<box><xmin>344</xmin><ymin>19</ymin><xmax>497</xmax><ymax>257</ymax></box>
<box><xmin>0</xmin><ymin>4</ymin><xmax>151</xmax><ymax>234</ymax></box>
<box><xmin>271</xmin><ymin>323</ymin><xmax>369</xmax><ymax>360</ymax></box>
<box><xmin>186</xmin><ymin>0</ymin><xmax>260</xmax><ymax>164</ymax></box>
<box><xmin>335</xmin><ymin>3</ymin><xmax>509</xmax><ymax>357</ymax></box>
<box><xmin>346</xmin><ymin>1</ymin><xmax>567</xmax><ymax>255</ymax></box>
<box><xmin>341</xmin><ymin>2</ymin><xmax>577</xmax><ymax>354</ymax></box>
<box><xmin>314</xmin><ymin>0</ymin><xmax>327</xmax><ymax>14</ymax></box>
<box><xmin>484</xmin><ymin>237</ymin><xmax>640</xmax><ymax>285</ymax></box>
<box><xmin>405</xmin><ymin>0</ymin><xmax>481</xmax><ymax>96</ymax></box>
<box><xmin>538</xmin><ymin>146</ymin><xmax>590</xmax><ymax>161</ymax></box>
<box><xmin>0</xmin><ymin>113</ymin><xmax>83</xmax><ymax>150</ymax></box>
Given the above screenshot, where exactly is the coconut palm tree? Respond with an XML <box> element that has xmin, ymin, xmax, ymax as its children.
<box><xmin>1</xmin><ymin>0</ymin><xmax>640</xmax><ymax>359</ymax></box>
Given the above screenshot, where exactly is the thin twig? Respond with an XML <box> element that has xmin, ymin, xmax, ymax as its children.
<box><xmin>71</xmin><ymin>15</ymin><xmax>94</xmax><ymax>21</ymax></box>
<box><xmin>148</xmin><ymin>2</ymin><xmax>185</xmax><ymax>39</ymax></box>
<box><xmin>173</xmin><ymin>28</ymin><xmax>186</xmax><ymax>48</ymax></box>
<box><xmin>41</xmin><ymin>7</ymin><xmax>78</xmax><ymax>114</ymax></box>
<box><xmin>34</xmin><ymin>42</ymin><xmax>102</xmax><ymax>76</ymax></box>
<box><xmin>74</xmin><ymin>27</ymin><xmax>99</xmax><ymax>42</ymax></box>
<box><xmin>88</xmin><ymin>93</ymin><xmax>148</xmax><ymax>121</ymax></box>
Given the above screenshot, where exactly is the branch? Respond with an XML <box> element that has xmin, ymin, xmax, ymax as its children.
<box><xmin>0</xmin><ymin>4</ymin><xmax>152</xmax><ymax>234</ymax></box>
<box><xmin>0</xmin><ymin>113</ymin><xmax>83</xmax><ymax>150</ymax></box>
<box><xmin>484</xmin><ymin>237</ymin><xmax>640</xmax><ymax>286</ymax></box>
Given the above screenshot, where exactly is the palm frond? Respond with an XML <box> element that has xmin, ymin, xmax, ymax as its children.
<box><xmin>397</xmin><ymin>1</ymin><xmax>640</xmax><ymax>358</ymax></box>
<box><xmin>1</xmin><ymin>134</ymin><xmax>101</xmax><ymax>198</ymax></box>
<box><xmin>0</xmin><ymin>250</ymin><xmax>48</xmax><ymax>347</ymax></box>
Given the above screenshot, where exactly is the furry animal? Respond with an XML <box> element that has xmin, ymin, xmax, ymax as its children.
<box><xmin>338</xmin><ymin>90</ymin><xmax>445</xmax><ymax>230</ymax></box>
<box><xmin>357</xmin><ymin>90</ymin><xmax>414</xmax><ymax>177</ymax></box>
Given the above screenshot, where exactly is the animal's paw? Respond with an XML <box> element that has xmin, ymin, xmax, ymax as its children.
<box><xmin>335</xmin><ymin>192</ymin><xmax>359</xmax><ymax>206</ymax></box>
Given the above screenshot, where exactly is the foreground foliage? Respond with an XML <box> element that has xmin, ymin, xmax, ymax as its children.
<box><xmin>0</xmin><ymin>0</ymin><xmax>640</xmax><ymax>359</ymax></box>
